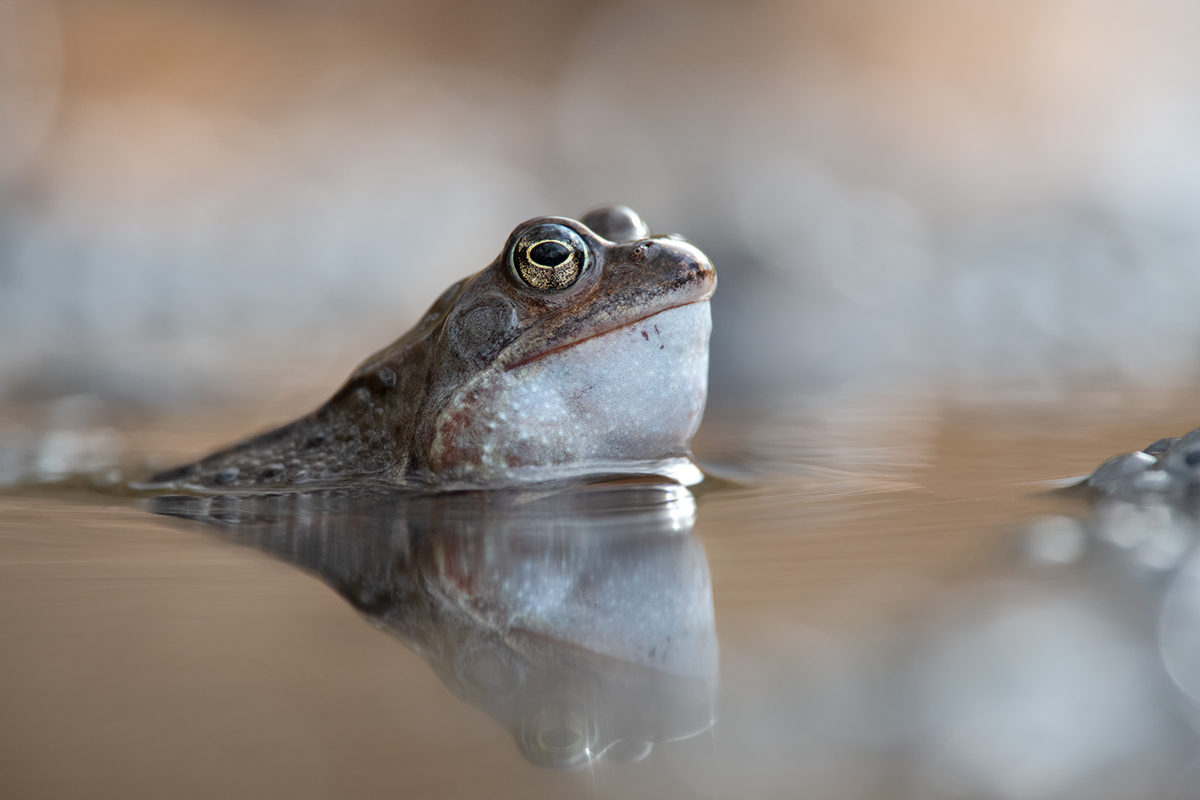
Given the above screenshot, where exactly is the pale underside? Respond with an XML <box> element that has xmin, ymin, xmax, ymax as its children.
<box><xmin>429</xmin><ymin>302</ymin><xmax>712</xmax><ymax>489</ymax></box>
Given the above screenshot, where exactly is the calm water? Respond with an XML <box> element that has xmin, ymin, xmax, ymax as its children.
<box><xmin>4</xmin><ymin>389</ymin><xmax>1200</xmax><ymax>799</ymax></box>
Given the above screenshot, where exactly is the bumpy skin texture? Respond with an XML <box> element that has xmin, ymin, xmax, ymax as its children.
<box><xmin>151</xmin><ymin>207</ymin><xmax>716</xmax><ymax>492</ymax></box>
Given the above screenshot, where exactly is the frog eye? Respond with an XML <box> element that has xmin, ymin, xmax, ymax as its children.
<box><xmin>509</xmin><ymin>223</ymin><xmax>590</xmax><ymax>292</ymax></box>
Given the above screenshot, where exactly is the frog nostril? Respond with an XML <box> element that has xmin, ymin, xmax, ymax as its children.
<box><xmin>630</xmin><ymin>242</ymin><xmax>655</xmax><ymax>266</ymax></box>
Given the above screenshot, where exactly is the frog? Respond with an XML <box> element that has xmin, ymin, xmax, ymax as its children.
<box><xmin>149</xmin><ymin>206</ymin><xmax>716</xmax><ymax>492</ymax></box>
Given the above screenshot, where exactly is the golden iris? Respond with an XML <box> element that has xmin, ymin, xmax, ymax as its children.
<box><xmin>510</xmin><ymin>224</ymin><xmax>588</xmax><ymax>292</ymax></box>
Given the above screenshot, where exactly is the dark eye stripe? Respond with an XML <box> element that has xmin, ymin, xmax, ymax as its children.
<box><xmin>529</xmin><ymin>240</ymin><xmax>571</xmax><ymax>267</ymax></box>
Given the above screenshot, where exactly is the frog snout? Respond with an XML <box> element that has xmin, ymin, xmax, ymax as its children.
<box><xmin>653</xmin><ymin>237</ymin><xmax>717</xmax><ymax>298</ymax></box>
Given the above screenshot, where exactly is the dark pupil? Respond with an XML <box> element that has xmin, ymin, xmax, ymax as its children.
<box><xmin>529</xmin><ymin>241</ymin><xmax>571</xmax><ymax>267</ymax></box>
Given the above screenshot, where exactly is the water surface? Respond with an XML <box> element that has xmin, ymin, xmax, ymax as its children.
<box><xmin>3</xmin><ymin>389</ymin><xmax>1200</xmax><ymax>799</ymax></box>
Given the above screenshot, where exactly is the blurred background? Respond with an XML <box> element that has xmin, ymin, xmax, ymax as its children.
<box><xmin>5</xmin><ymin>0</ymin><xmax>1200</xmax><ymax>415</ymax></box>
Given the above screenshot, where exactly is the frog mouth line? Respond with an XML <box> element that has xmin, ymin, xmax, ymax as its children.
<box><xmin>507</xmin><ymin>299</ymin><xmax>710</xmax><ymax>371</ymax></box>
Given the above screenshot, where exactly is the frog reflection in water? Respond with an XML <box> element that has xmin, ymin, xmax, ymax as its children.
<box><xmin>151</xmin><ymin>206</ymin><xmax>716</xmax><ymax>491</ymax></box>
<box><xmin>149</xmin><ymin>484</ymin><xmax>719</xmax><ymax>768</ymax></box>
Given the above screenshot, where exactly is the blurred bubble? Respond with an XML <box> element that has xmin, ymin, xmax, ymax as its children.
<box><xmin>1094</xmin><ymin>500</ymin><xmax>1178</xmax><ymax>550</ymax></box>
<box><xmin>32</xmin><ymin>427</ymin><xmax>122</xmax><ymax>482</ymax></box>
<box><xmin>1023</xmin><ymin>515</ymin><xmax>1087</xmax><ymax>566</ymax></box>
<box><xmin>1135</xmin><ymin>524</ymin><xmax>1192</xmax><ymax>571</ymax></box>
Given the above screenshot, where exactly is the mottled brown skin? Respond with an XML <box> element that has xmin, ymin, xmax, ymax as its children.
<box><xmin>151</xmin><ymin>209</ymin><xmax>715</xmax><ymax>492</ymax></box>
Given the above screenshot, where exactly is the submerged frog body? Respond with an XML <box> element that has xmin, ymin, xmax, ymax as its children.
<box><xmin>152</xmin><ymin>206</ymin><xmax>716</xmax><ymax>491</ymax></box>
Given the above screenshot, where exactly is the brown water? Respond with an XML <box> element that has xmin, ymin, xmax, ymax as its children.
<box><xmin>3</xmin><ymin>389</ymin><xmax>1200</xmax><ymax>799</ymax></box>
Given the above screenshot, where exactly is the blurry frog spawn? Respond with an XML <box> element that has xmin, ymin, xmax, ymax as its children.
<box><xmin>150</xmin><ymin>206</ymin><xmax>716</xmax><ymax>491</ymax></box>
